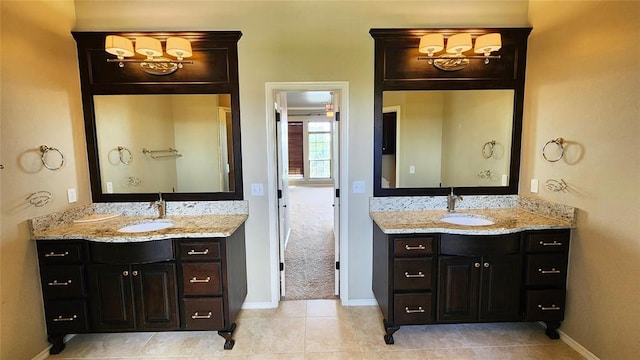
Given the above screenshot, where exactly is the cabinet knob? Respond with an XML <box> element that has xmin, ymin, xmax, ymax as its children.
<box><xmin>132</xmin><ymin>270</ymin><xmax>139</xmax><ymax>276</ymax></box>
<box><xmin>474</xmin><ymin>262</ymin><xmax>480</xmax><ymax>268</ymax></box>
<box><xmin>484</xmin><ymin>262</ymin><xmax>490</xmax><ymax>268</ymax></box>
<box><xmin>122</xmin><ymin>271</ymin><xmax>129</xmax><ymax>276</ymax></box>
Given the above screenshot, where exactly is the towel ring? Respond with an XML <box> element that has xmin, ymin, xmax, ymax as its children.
<box><xmin>482</xmin><ymin>140</ymin><xmax>496</xmax><ymax>159</ymax></box>
<box><xmin>39</xmin><ymin>145</ymin><xmax>65</xmax><ymax>170</ymax></box>
<box><xmin>117</xmin><ymin>146</ymin><xmax>133</xmax><ymax>165</ymax></box>
<box><xmin>542</xmin><ymin>138</ymin><xmax>564</xmax><ymax>162</ymax></box>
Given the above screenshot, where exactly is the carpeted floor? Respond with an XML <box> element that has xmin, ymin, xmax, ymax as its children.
<box><xmin>284</xmin><ymin>185</ymin><xmax>336</xmax><ymax>300</ymax></box>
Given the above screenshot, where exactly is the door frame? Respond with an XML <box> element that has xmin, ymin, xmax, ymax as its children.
<box><xmin>265</xmin><ymin>81</ymin><xmax>350</xmax><ymax>306</ymax></box>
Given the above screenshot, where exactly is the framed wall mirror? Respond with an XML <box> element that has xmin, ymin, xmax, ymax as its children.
<box><xmin>72</xmin><ymin>31</ymin><xmax>243</xmax><ymax>202</ymax></box>
<box><xmin>370</xmin><ymin>28</ymin><xmax>531</xmax><ymax>197</ymax></box>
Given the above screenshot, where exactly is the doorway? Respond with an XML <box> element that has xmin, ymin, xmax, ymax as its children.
<box><xmin>266</xmin><ymin>82</ymin><xmax>349</xmax><ymax>304</ymax></box>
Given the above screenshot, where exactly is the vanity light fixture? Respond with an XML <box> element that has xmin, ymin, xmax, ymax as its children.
<box><xmin>105</xmin><ymin>35</ymin><xmax>193</xmax><ymax>75</ymax></box>
<box><xmin>418</xmin><ymin>32</ymin><xmax>502</xmax><ymax>71</ymax></box>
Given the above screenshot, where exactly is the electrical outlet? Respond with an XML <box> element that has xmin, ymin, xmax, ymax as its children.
<box><xmin>530</xmin><ymin>179</ymin><xmax>539</xmax><ymax>193</ymax></box>
<box><xmin>501</xmin><ymin>174</ymin><xmax>509</xmax><ymax>186</ymax></box>
<box><xmin>67</xmin><ymin>188</ymin><xmax>77</xmax><ymax>203</ymax></box>
<box><xmin>106</xmin><ymin>182</ymin><xmax>113</xmax><ymax>193</ymax></box>
<box><xmin>409</xmin><ymin>165</ymin><xmax>416</xmax><ymax>174</ymax></box>
<box><xmin>251</xmin><ymin>183</ymin><xmax>264</xmax><ymax>196</ymax></box>
<box><xmin>352</xmin><ymin>181</ymin><xmax>365</xmax><ymax>194</ymax></box>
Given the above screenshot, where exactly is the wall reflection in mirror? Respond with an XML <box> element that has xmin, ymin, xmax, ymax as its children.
<box><xmin>94</xmin><ymin>94</ymin><xmax>234</xmax><ymax>194</ymax></box>
<box><xmin>381</xmin><ymin>90</ymin><xmax>514</xmax><ymax>189</ymax></box>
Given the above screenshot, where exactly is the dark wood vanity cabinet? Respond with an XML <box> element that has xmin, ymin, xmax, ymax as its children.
<box><xmin>36</xmin><ymin>226</ymin><xmax>246</xmax><ymax>354</ymax></box>
<box><xmin>373</xmin><ymin>225</ymin><xmax>570</xmax><ymax>344</ymax></box>
<box><xmin>87</xmin><ymin>263</ymin><xmax>178</xmax><ymax>331</ymax></box>
<box><xmin>522</xmin><ymin>229</ymin><xmax>571</xmax><ymax>339</ymax></box>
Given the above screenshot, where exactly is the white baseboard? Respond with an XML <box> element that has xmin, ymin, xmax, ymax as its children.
<box><xmin>341</xmin><ymin>298</ymin><xmax>378</xmax><ymax>307</ymax></box>
<box><xmin>559</xmin><ymin>329</ymin><xmax>600</xmax><ymax>360</ymax></box>
<box><xmin>242</xmin><ymin>301</ymin><xmax>279</xmax><ymax>309</ymax></box>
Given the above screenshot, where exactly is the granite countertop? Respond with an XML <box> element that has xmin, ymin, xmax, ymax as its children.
<box><xmin>370</xmin><ymin>208</ymin><xmax>573</xmax><ymax>235</ymax></box>
<box><xmin>31</xmin><ymin>214</ymin><xmax>248</xmax><ymax>243</ymax></box>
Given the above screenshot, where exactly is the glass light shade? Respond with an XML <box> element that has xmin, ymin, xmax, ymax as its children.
<box><xmin>135</xmin><ymin>36</ymin><xmax>163</xmax><ymax>59</ymax></box>
<box><xmin>166</xmin><ymin>37</ymin><xmax>193</xmax><ymax>60</ymax></box>
<box><xmin>105</xmin><ymin>35</ymin><xmax>134</xmax><ymax>59</ymax></box>
<box><xmin>446</xmin><ymin>33</ymin><xmax>472</xmax><ymax>54</ymax></box>
<box><xmin>474</xmin><ymin>33</ymin><xmax>502</xmax><ymax>55</ymax></box>
<box><xmin>418</xmin><ymin>34</ymin><xmax>444</xmax><ymax>56</ymax></box>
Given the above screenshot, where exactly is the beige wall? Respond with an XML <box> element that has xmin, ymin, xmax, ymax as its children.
<box><xmin>0</xmin><ymin>1</ymin><xmax>88</xmax><ymax>359</ymax></box>
<box><xmin>524</xmin><ymin>1</ymin><xmax>640</xmax><ymax>359</ymax></box>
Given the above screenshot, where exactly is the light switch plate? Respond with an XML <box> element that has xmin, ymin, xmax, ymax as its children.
<box><xmin>352</xmin><ymin>181</ymin><xmax>365</xmax><ymax>194</ymax></box>
<box><xmin>409</xmin><ymin>165</ymin><xmax>415</xmax><ymax>174</ymax></box>
<box><xmin>106</xmin><ymin>182</ymin><xmax>113</xmax><ymax>193</ymax></box>
<box><xmin>251</xmin><ymin>183</ymin><xmax>264</xmax><ymax>196</ymax></box>
<box><xmin>530</xmin><ymin>179</ymin><xmax>539</xmax><ymax>193</ymax></box>
<box><xmin>67</xmin><ymin>188</ymin><xmax>77</xmax><ymax>203</ymax></box>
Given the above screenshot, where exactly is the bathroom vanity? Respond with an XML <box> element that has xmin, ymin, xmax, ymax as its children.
<box><xmin>371</xmin><ymin>206</ymin><xmax>573</xmax><ymax>344</ymax></box>
<box><xmin>32</xmin><ymin>209</ymin><xmax>247</xmax><ymax>354</ymax></box>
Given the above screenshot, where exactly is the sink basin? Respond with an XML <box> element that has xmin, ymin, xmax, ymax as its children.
<box><xmin>440</xmin><ymin>214</ymin><xmax>495</xmax><ymax>226</ymax></box>
<box><xmin>118</xmin><ymin>221</ymin><xmax>174</xmax><ymax>233</ymax></box>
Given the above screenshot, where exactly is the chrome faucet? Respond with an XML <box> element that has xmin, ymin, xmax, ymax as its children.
<box><xmin>151</xmin><ymin>192</ymin><xmax>166</xmax><ymax>219</ymax></box>
<box><xmin>447</xmin><ymin>188</ymin><xmax>462</xmax><ymax>212</ymax></box>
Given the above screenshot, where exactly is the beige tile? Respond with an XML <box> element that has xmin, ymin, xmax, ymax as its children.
<box><xmin>456</xmin><ymin>322</ymin><xmax>556</xmax><ymax>347</ymax></box>
<box><xmin>137</xmin><ymin>331</ymin><xmax>232</xmax><ymax>357</ymax></box>
<box><xmin>390</xmin><ymin>324</ymin><xmax>468</xmax><ymax>350</ymax></box>
<box><xmin>306</xmin><ymin>299</ymin><xmax>343</xmax><ymax>317</ymax></box>
<box><xmin>305</xmin><ymin>317</ymin><xmax>359</xmax><ymax>353</ymax></box>
<box><xmin>247</xmin><ymin>353</ymin><xmax>305</xmax><ymax>360</ymax></box>
<box><xmin>249</xmin><ymin>317</ymin><xmax>306</xmax><ymax>354</ymax></box>
<box><xmin>274</xmin><ymin>300</ymin><xmax>307</xmax><ymax>318</ymax></box>
<box><xmin>305</xmin><ymin>351</ymin><xmax>364</xmax><ymax>359</ymax></box>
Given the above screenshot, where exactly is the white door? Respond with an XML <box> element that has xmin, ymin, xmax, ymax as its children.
<box><xmin>332</xmin><ymin>93</ymin><xmax>341</xmax><ymax>296</ymax></box>
<box><xmin>275</xmin><ymin>92</ymin><xmax>291</xmax><ymax>297</ymax></box>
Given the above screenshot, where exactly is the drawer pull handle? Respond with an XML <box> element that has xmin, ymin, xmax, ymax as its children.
<box><xmin>538</xmin><ymin>268</ymin><xmax>561</xmax><ymax>274</ymax></box>
<box><xmin>190</xmin><ymin>276</ymin><xmax>211</xmax><ymax>283</ymax></box>
<box><xmin>188</xmin><ymin>249</ymin><xmax>209</xmax><ymax>255</ymax></box>
<box><xmin>45</xmin><ymin>251</ymin><xmax>69</xmax><ymax>257</ymax></box>
<box><xmin>404</xmin><ymin>244</ymin><xmax>426</xmax><ymax>251</ymax></box>
<box><xmin>539</xmin><ymin>241</ymin><xmax>563</xmax><ymax>246</ymax></box>
<box><xmin>48</xmin><ymin>280</ymin><xmax>72</xmax><ymax>286</ymax></box>
<box><xmin>405</xmin><ymin>306</ymin><xmax>425</xmax><ymax>314</ymax></box>
<box><xmin>538</xmin><ymin>304</ymin><xmax>561</xmax><ymax>311</ymax></box>
<box><xmin>191</xmin><ymin>311</ymin><xmax>212</xmax><ymax>319</ymax></box>
<box><xmin>53</xmin><ymin>315</ymin><xmax>77</xmax><ymax>322</ymax></box>
<box><xmin>404</xmin><ymin>271</ymin><xmax>425</xmax><ymax>278</ymax></box>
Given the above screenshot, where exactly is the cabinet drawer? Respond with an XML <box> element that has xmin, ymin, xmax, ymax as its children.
<box><xmin>90</xmin><ymin>240</ymin><xmax>173</xmax><ymax>264</ymax></box>
<box><xmin>182</xmin><ymin>263</ymin><xmax>222</xmax><ymax>295</ymax></box>
<box><xmin>183</xmin><ymin>298</ymin><xmax>224</xmax><ymax>330</ymax></box>
<box><xmin>526</xmin><ymin>232</ymin><xmax>570</xmax><ymax>253</ymax></box>
<box><xmin>525</xmin><ymin>254</ymin><xmax>568</xmax><ymax>287</ymax></box>
<box><xmin>524</xmin><ymin>290</ymin><xmax>566</xmax><ymax>321</ymax></box>
<box><xmin>394</xmin><ymin>293</ymin><xmax>432</xmax><ymax>325</ymax></box>
<box><xmin>394</xmin><ymin>237</ymin><xmax>434</xmax><ymax>257</ymax></box>
<box><xmin>440</xmin><ymin>233</ymin><xmax>520</xmax><ymax>256</ymax></box>
<box><xmin>177</xmin><ymin>240</ymin><xmax>221</xmax><ymax>261</ymax></box>
<box><xmin>41</xmin><ymin>265</ymin><xmax>86</xmax><ymax>299</ymax></box>
<box><xmin>38</xmin><ymin>241</ymin><xmax>85</xmax><ymax>265</ymax></box>
<box><xmin>394</xmin><ymin>258</ymin><xmax>432</xmax><ymax>290</ymax></box>
<box><xmin>45</xmin><ymin>299</ymin><xmax>89</xmax><ymax>334</ymax></box>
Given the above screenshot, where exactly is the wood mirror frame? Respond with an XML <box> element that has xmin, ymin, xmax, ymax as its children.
<box><xmin>72</xmin><ymin>31</ymin><xmax>243</xmax><ymax>202</ymax></box>
<box><xmin>370</xmin><ymin>28</ymin><xmax>532</xmax><ymax>197</ymax></box>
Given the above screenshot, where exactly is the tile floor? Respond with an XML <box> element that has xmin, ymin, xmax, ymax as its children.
<box><xmin>46</xmin><ymin>299</ymin><xmax>585</xmax><ymax>359</ymax></box>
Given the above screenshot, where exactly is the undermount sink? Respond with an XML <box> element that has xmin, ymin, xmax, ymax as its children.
<box><xmin>117</xmin><ymin>220</ymin><xmax>174</xmax><ymax>233</ymax></box>
<box><xmin>440</xmin><ymin>213</ymin><xmax>495</xmax><ymax>226</ymax></box>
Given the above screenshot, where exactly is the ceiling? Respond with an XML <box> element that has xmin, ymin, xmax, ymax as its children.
<box><xmin>286</xmin><ymin>91</ymin><xmax>333</xmax><ymax>115</ymax></box>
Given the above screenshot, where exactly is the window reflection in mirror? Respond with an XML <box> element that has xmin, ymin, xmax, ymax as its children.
<box><xmin>381</xmin><ymin>90</ymin><xmax>514</xmax><ymax>189</ymax></box>
<box><xmin>94</xmin><ymin>94</ymin><xmax>234</xmax><ymax>194</ymax></box>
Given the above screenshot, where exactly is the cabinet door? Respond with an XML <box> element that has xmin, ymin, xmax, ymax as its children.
<box><xmin>132</xmin><ymin>263</ymin><xmax>179</xmax><ymax>330</ymax></box>
<box><xmin>438</xmin><ymin>256</ymin><xmax>479</xmax><ymax>322</ymax></box>
<box><xmin>88</xmin><ymin>264</ymin><xmax>135</xmax><ymax>331</ymax></box>
<box><xmin>479</xmin><ymin>255</ymin><xmax>521</xmax><ymax>321</ymax></box>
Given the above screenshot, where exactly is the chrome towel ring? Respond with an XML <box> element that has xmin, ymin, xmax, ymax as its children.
<box><xmin>117</xmin><ymin>146</ymin><xmax>133</xmax><ymax>165</ymax></box>
<box><xmin>39</xmin><ymin>145</ymin><xmax>65</xmax><ymax>170</ymax></box>
<box><xmin>542</xmin><ymin>137</ymin><xmax>565</xmax><ymax>162</ymax></box>
<box><xmin>482</xmin><ymin>140</ymin><xmax>496</xmax><ymax>159</ymax></box>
